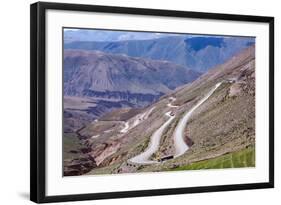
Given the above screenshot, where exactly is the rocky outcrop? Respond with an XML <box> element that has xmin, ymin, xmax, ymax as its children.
<box><xmin>64</xmin><ymin>155</ymin><xmax>97</xmax><ymax>176</ymax></box>
<box><xmin>229</xmin><ymin>82</ymin><xmax>244</xmax><ymax>97</ymax></box>
<box><xmin>93</xmin><ymin>141</ymin><xmax>121</xmax><ymax>166</ymax></box>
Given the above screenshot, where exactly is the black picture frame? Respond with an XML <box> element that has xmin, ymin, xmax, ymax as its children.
<box><xmin>30</xmin><ymin>1</ymin><xmax>274</xmax><ymax>203</ymax></box>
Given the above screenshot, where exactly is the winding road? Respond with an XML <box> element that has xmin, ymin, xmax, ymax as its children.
<box><xmin>129</xmin><ymin>82</ymin><xmax>222</xmax><ymax>164</ymax></box>
<box><xmin>128</xmin><ymin>111</ymin><xmax>175</xmax><ymax>164</ymax></box>
<box><xmin>167</xmin><ymin>97</ymin><xmax>179</xmax><ymax>108</ymax></box>
<box><xmin>128</xmin><ymin>97</ymin><xmax>178</xmax><ymax>164</ymax></box>
<box><xmin>120</xmin><ymin>121</ymin><xmax>130</xmax><ymax>133</ymax></box>
<box><xmin>120</xmin><ymin>107</ymin><xmax>155</xmax><ymax>134</ymax></box>
<box><xmin>173</xmin><ymin>82</ymin><xmax>222</xmax><ymax>157</ymax></box>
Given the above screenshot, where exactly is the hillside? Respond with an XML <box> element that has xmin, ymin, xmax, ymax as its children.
<box><xmin>64</xmin><ymin>45</ymin><xmax>256</xmax><ymax>176</ymax></box>
<box><xmin>64</xmin><ymin>49</ymin><xmax>200</xmax><ymax>96</ymax></box>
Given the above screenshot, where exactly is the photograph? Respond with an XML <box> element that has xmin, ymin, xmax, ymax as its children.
<box><xmin>63</xmin><ymin>28</ymin><xmax>256</xmax><ymax>176</ymax></box>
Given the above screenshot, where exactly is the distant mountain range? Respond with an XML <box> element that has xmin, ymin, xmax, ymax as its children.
<box><xmin>65</xmin><ymin>35</ymin><xmax>255</xmax><ymax>72</ymax></box>
<box><xmin>64</xmin><ymin>49</ymin><xmax>201</xmax><ymax>105</ymax></box>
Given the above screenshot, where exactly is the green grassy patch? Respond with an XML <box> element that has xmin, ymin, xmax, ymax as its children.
<box><xmin>170</xmin><ymin>147</ymin><xmax>255</xmax><ymax>171</ymax></box>
<box><xmin>63</xmin><ymin>133</ymin><xmax>84</xmax><ymax>160</ymax></box>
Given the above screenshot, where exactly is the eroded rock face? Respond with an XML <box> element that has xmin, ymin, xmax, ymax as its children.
<box><xmin>229</xmin><ymin>83</ymin><xmax>243</xmax><ymax>97</ymax></box>
<box><xmin>64</xmin><ymin>155</ymin><xmax>97</xmax><ymax>176</ymax></box>
<box><xmin>93</xmin><ymin>141</ymin><xmax>121</xmax><ymax>166</ymax></box>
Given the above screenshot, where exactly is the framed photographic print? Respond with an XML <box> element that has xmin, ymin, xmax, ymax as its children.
<box><xmin>30</xmin><ymin>1</ymin><xmax>274</xmax><ymax>203</ymax></box>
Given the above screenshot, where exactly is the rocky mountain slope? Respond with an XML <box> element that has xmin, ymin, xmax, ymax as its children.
<box><xmin>63</xmin><ymin>50</ymin><xmax>200</xmax><ymax>133</ymax></box>
<box><xmin>65</xmin><ymin>36</ymin><xmax>254</xmax><ymax>72</ymax></box>
<box><xmin>63</xmin><ymin>45</ymin><xmax>255</xmax><ymax>176</ymax></box>
<box><xmin>64</xmin><ymin>49</ymin><xmax>200</xmax><ymax>97</ymax></box>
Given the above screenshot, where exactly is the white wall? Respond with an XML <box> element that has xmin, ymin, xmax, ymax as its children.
<box><xmin>0</xmin><ymin>0</ymin><xmax>279</xmax><ymax>204</ymax></box>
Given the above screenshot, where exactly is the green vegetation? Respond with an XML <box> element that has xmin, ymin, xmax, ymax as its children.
<box><xmin>139</xmin><ymin>136</ymin><xmax>151</xmax><ymax>152</ymax></box>
<box><xmin>169</xmin><ymin>147</ymin><xmax>255</xmax><ymax>171</ymax></box>
<box><xmin>63</xmin><ymin>133</ymin><xmax>84</xmax><ymax>160</ymax></box>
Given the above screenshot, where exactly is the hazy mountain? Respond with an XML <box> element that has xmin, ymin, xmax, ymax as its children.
<box><xmin>65</xmin><ymin>36</ymin><xmax>254</xmax><ymax>72</ymax></box>
<box><xmin>64</xmin><ymin>49</ymin><xmax>201</xmax><ymax>103</ymax></box>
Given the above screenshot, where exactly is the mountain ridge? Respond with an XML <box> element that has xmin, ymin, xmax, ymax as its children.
<box><xmin>64</xmin><ymin>49</ymin><xmax>201</xmax><ymax>98</ymax></box>
<box><xmin>65</xmin><ymin>36</ymin><xmax>254</xmax><ymax>72</ymax></box>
